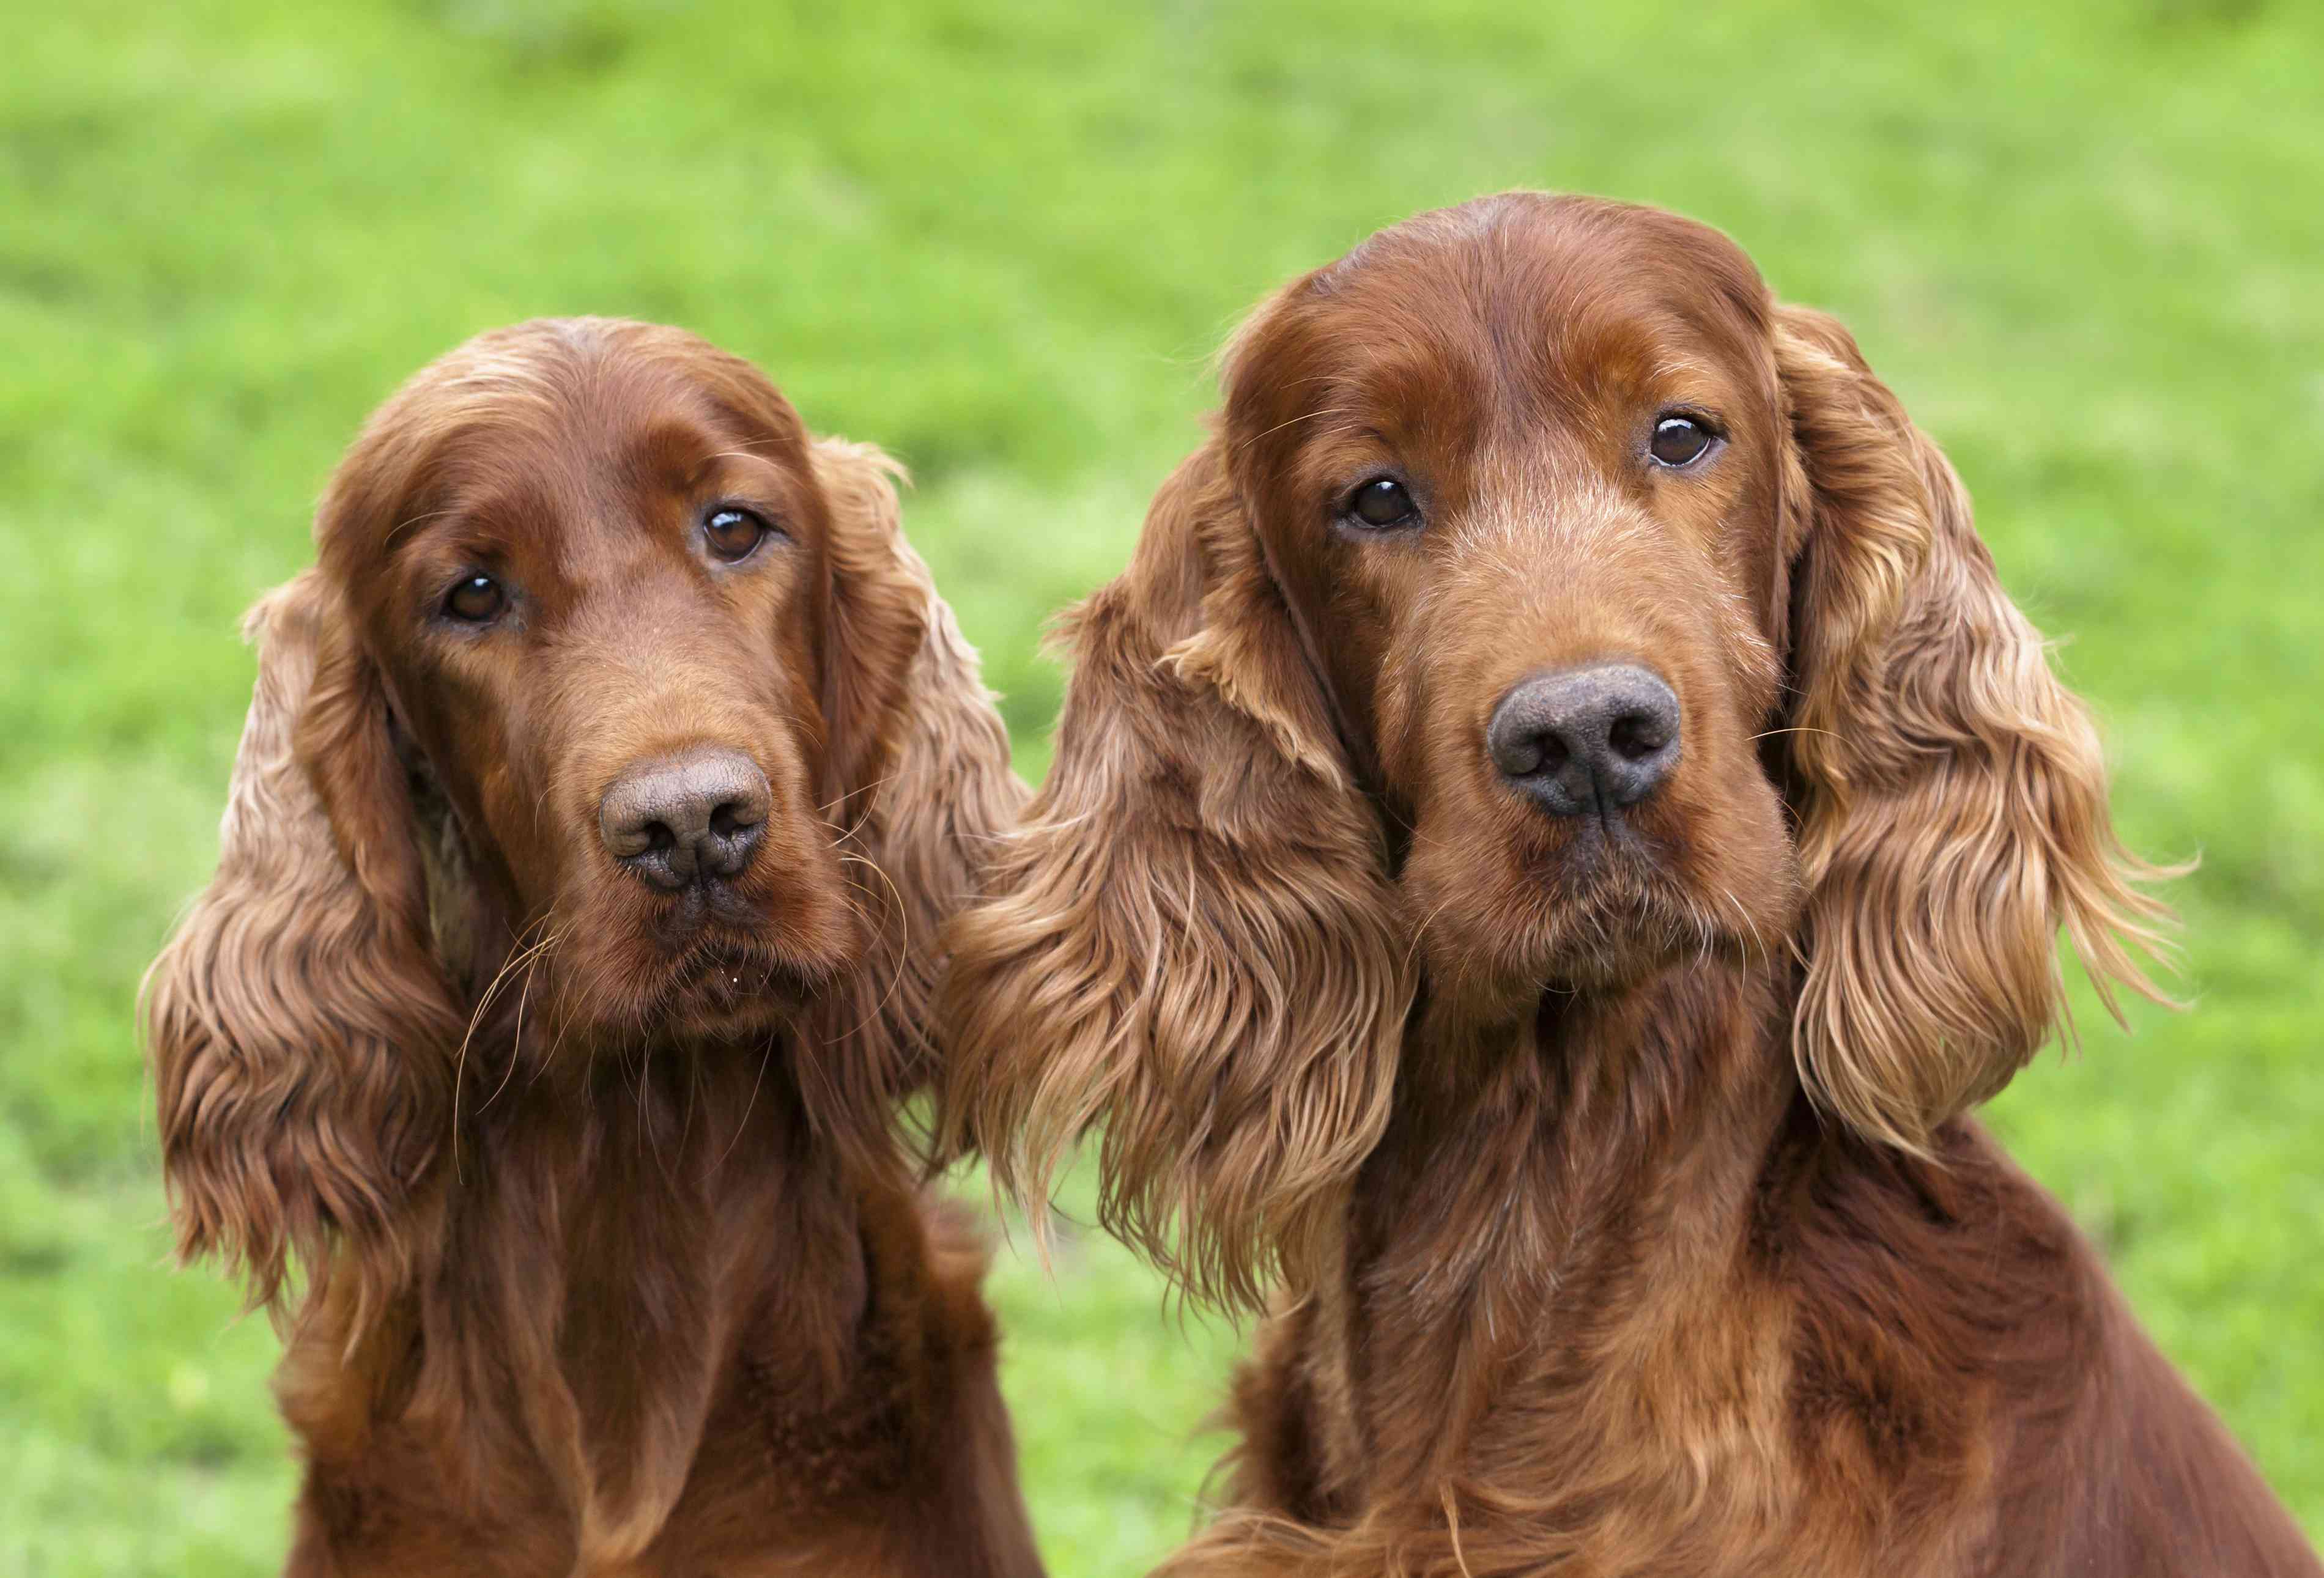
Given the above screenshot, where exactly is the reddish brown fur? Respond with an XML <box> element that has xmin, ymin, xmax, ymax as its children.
<box><xmin>939</xmin><ymin>196</ymin><xmax>2317</xmax><ymax>1576</ymax></box>
<box><xmin>143</xmin><ymin>319</ymin><xmax>1040</xmax><ymax>1577</ymax></box>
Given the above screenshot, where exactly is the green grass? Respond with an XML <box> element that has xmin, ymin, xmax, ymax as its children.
<box><xmin>4</xmin><ymin>1</ymin><xmax>2320</xmax><ymax>1571</ymax></box>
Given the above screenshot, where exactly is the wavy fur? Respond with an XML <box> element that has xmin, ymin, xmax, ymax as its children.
<box><xmin>142</xmin><ymin>575</ymin><xmax>458</xmax><ymax>1327</ymax></box>
<box><xmin>1775</xmin><ymin>306</ymin><xmax>2181</xmax><ymax>1153</ymax></box>
<box><xmin>938</xmin><ymin>444</ymin><xmax>1410</xmax><ymax>1313</ymax></box>
<box><xmin>140</xmin><ymin>319</ymin><xmax>1038</xmax><ymax>1577</ymax></box>
<box><xmin>939</xmin><ymin>196</ymin><xmax>2306</xmax><ymax>1576</ymax></box>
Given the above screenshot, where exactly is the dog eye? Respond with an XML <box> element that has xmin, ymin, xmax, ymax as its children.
<box><xmin>704</xmin><ymin>507</ymin><xmax>771</xmax><ymax>562</ymax></box>
<box><xmin>444</xmin><ymin>575</ymin><xmax>505</xmax><ymax>623</ymax></box>
<box><xmin>1347</xmin><ymin>477</ymin><xmax>1419</xmax><ymax>529</ymax></box>
<box><xmin>1649</xmin><ymin>416</ymin><xmax>1717</xmax><ymax>468</ymax></box>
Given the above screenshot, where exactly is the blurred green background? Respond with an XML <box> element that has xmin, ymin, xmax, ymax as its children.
<box><xmin>4</xmin><ymin>1</ymin><xmax>2320</xmax><ymax>1571</ymax></box>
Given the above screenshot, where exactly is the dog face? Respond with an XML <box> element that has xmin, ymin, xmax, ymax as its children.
<box><xmin>314</xmin><ymin>322</ymin><xmax>868</xmax><ymax>1039</ymax></box>
<box><xmin>144</xmin><ymin>317</ymin><xmax>1021</xmax><ymax>1316</ymax></box>
<box><xmin>1223</xmin><ymin>196</ymin><xmax>1802</xmax><ymax>1012</ymax></box>
<box><xmin>939</xmin><ymin>194</ymin><xmax>2169</xmax><ymax>1308</ymax></box>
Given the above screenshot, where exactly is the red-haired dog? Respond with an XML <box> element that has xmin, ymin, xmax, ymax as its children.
<box><xmin>145</xmin><ymin>319</ymin><xmax>1040</xmax><ymax>1576</ymax></box>
<box><xmin>941</xmin><ymin>196</ymin><xmax>2317</xmax><ymax>1576</ymax></box>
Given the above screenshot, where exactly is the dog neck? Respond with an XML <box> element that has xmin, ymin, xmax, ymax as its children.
<box><xmin>286</xmin><ymin>1030</ymin><xmax>880</xmax><ymax>1571</ymax></box>
<box><xmin>1297</xmin><ymin>956</ymin><xmax>2145</xmax><ymax>1574</ymax></box>
<box><xmin>1330</xmin><ymin>959</ymin><xmax>1805</xmax><ymax>1508</ymax></box>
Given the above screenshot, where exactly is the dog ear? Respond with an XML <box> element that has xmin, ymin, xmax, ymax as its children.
<box><xmin>805</xmin><ymin>439</ymin><xmax>1026</xmax><ymax>1140</ymax></box>
<box><xmin>936</xmin><ymin>441</ymin><xmax>1412</xmax><ymax>1313</ymax></box>
<box><xmin>140</xmin><ymin>572</ymin><xmax>459</xmax><ymax>1326</ymax></box>
<box><xmin>1774</xmin><ymin>306</ymin><xmax>2177</xmax><ymax>1154</ymax></box>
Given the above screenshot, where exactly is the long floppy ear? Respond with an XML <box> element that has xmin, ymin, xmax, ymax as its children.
<box><xmin>935</xmin><ymin>442</ymin><xmax>1412</xmax><ymax>1313</ymax></box>
<box><xmin>1775</xmin><ymin>306</ymin><xmax>2177</xmax><ymax>1154</ymax></box>
<box><xmin>140</xmin><ymin>572</ymin><xmax>458</xmax><ymax>1325</ymax></box>
<box><xmin>805</xmin><ymin>438</ymin><xmax>1026</xmax><ymax>1125</ymax></box>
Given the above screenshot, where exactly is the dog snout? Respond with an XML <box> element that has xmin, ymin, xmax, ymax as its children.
<box><xmin>598</xmin><ymin>749</ymin><xmax>771</xmax><ymax>892</ymax></box>
<box><xmin>1487</xmin><ymin>663</ymin><xmax>1681</xmax><ymax>819</ymax></box>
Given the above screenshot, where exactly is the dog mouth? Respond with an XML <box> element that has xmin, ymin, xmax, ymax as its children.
<box><xmin>544</xmin><ymin>844</ymin><xmax>864</xmax><ymax>1040</ymax></box>
<box><xmin>624</xmin><ymin>940</ymin><xmax>805</xmax><ymax>1038</ymax></box>
<box><xmin>1519</xmin><ymin>808</ymin><xmax>1675</xmax><ymax>894</ymax></box>
<box><xmin>561</xmin><ymin>897</ymin><xmax>840</xmax><ymax>1040</ymax></box>
<box><xmin>684</xmin><ymin>946</ymin><xmax>778</xmax><ymax>998</ymax></box>
<box><xmin>1514</xmin><ymin>833</ymin><xmax>1739</xmax><ymax>980</ymax></box>
<box><xmin>642</xmin><ymin>879</ymin><xmax>785</xmax><ymax>952</ymax></box>
<box><xmin>635</xmin><ymin>875</ymin><xmax>831</xmax><ymax>995</ymax></box>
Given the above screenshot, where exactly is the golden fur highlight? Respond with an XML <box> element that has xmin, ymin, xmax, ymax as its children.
<box><xmin>807</xmin><ymin>437</ymin><xmax>1028</xmax><ymax>1159</ymax></box>
<box><xmin>139</xmin><ymin>319</ymin><xmax>1040</xmax><ymax>1576</ymax></box>
<box><xmin>1774</xmin><ymin>306</ymin><xmax>2181</xmax><ymax>1154</ymax></box>
<box><xmin>141</xmin><ymin>577</ymin><xmax>459</xmax><ymax>1329</ymax></box>
<box><xmin>937</xmin><ymin>444</ymin><xmax>1412</xmax><ymax>1313</ymax></box>
<box><xmin>936</xmin><ymin>196</ymin><xmax>2305</xmax><ymax>1576</ymax></box>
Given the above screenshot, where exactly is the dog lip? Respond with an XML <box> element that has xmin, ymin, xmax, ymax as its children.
<box><xmin>681</xmin><ymin>934</ymin><xmax>804</xmax><ymax>983</ymax></box>
<box><xmin>642</xmin><ymin>879</ymin><xmax>783</xmax><ymax>949</ymax></box>
<box><xmin>1523</xmin><ymin>812</ymin><xmax>1654</xmax><ymax>879</ymax></box>
<box><xmin>664</xmin><ymin>941</ymin><xmax>811</xmax><ymax>1018</ymax></box>
<box><xmin>610</xmin><ymin>880</ymin><xmax>849</xmax><ymax>1013</ymax></box>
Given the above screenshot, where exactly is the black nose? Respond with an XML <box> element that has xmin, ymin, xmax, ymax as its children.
<box><xmin>1486</xmin><ymin>663</ymin><xmax>1682</xmax><ymax>819</ymax></box>
<box><xmin>598</xmin><ymin>749</ymin><xmax>771</xmax><ymax>892</ymax></box>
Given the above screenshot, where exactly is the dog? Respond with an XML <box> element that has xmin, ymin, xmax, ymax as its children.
<box><xmin>144</xmin><ymin>318</ymin><xmax>1042</xmax><ymax>1576</ymax></box>
<box><xmin>938</xmin><ymin>194</ymin><xmax>2317</xmax><ymax>1576</ymax></box>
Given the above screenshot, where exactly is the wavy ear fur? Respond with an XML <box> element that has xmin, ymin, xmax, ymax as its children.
<box><xmin>140</xmin><ymin>572</ymin><xmax>459</xmax><ymax>1325</ymax></box>
<box><xmin>807</xmin><ymin>439</ymin><xmax>1025</xmax><ymax>1136</ymax></box>
<box><xmin>1775</xmin><ymin>306</ymin><xmax>2177</xmax><ymax>1154</ymax></box>
<box><xmin>936</xmin><ymin>443</ymin><xmax>1412</xmax><ymax>1313</ymax></box>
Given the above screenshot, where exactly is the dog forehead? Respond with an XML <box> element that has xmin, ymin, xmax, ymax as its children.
<box><xmin>1316</xmin><ymin>194</ymin><xmax>1768</xmax><ymax>319</ymax></box>
<box><xmin>374</xmin><ymin>319</ymin><xmax>804</xmax><ymax>484</ymax></box>
<box><xmin>1286</xmin><ymin>195</ymin><xmax>1773</xmax><ymax>416</ymax></box>
<box><xmin>385</xmin><ymin>375</ymin><xmax>805</xmax><ymax>559</ymax></box>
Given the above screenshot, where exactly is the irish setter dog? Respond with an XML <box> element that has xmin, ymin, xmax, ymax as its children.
<box><xmin>142</xmin><ymin>319</ymin><xmax>1041</xmax><ymax>1577</ymax></box>
<box><xmin>940</xmin><ymin>196</ymin><xmax>2318</xmax><ymax>1576</ymax></box>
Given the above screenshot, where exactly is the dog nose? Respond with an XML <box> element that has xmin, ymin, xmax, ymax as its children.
<box><xmin>598</xmin><ymin>750</ymin><xmax>771</xmax><ymax>891</ymax></box>
<box><xmin>1487</xmin><ymin>663</ymin><xmax>1682</xmax><ymax>819</ymax></box>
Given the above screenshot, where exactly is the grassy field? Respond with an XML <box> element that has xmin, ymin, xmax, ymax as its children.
<box><xmin>4</xmin><ymin>1</ymin><xmax>2320</xmax><ymax>1571</ymax></box>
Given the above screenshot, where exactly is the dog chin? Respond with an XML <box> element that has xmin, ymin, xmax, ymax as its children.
<box><xmin>665</xmin><ymin>991</ymin><xmax>792</xmax><ymax>1041</ymax></box>
<box><xmin>657</xmin><ymin>940</ymin><xmax>832</xmax><ymax>1036</ymax></box>
<box><xmin>557</xmin><ymin>927</ymin><xmax>835</xmax><ymax>1045</ymax></box>
<box><xmin>1542</xmin><ymin>886</ymin><xmax>1767</xmax><ymax>992</ymax></box>
<box><xmin>1514</xmin><ymin>857</ymin><xmax>1727</xmax><ymax>990</ymax></box>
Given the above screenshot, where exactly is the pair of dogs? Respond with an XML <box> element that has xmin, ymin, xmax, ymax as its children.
<box><xmin>142</xmin><ymin>194</ymin><xmax>2315</xmax><ymax>1576</ymax></box>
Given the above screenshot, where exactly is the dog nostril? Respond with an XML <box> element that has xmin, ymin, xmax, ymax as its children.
<box><xmin>643</xmin><ymin>821</ymin><xmax>677</xmax><ymax>853</ymax></box>
<box><xmin>1607</xmin><ymin>712</ymin><xmax>1670</xmax><ymax>763</ymax></box>
<box><xmin>1504</xmin><ymin>734</ymin><xmax>1569</xmax><ymax>778</ymax></box>
<box><xmin>1498</xmin><ymin>738</ymin><xmax>1543</xmax><ymax>776</ymax></box>
<box><xmin>707</xmin><ymin>799</ymin><xmax>762</xmax><ymax>839</ymax></box>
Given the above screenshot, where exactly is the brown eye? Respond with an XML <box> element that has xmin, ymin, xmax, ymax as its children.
<box><xmin>1347</xmin><ymin>477</ymin><xmax>1419</xmax><ymax>529</ymax></box>
<box><xmin>444</xmin><ymin>574</ymin><xmax>505</xmax><ymax>623</ymax></box>
<box><xmin>704</xmin><ymin>506</ymin><xmax>769</xmax><ymax>562</ymax></box>
<box><xmin>1649</xmin><ymin>415</ymin><xmax>1716</xmax><ymax>468</ymax></box>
